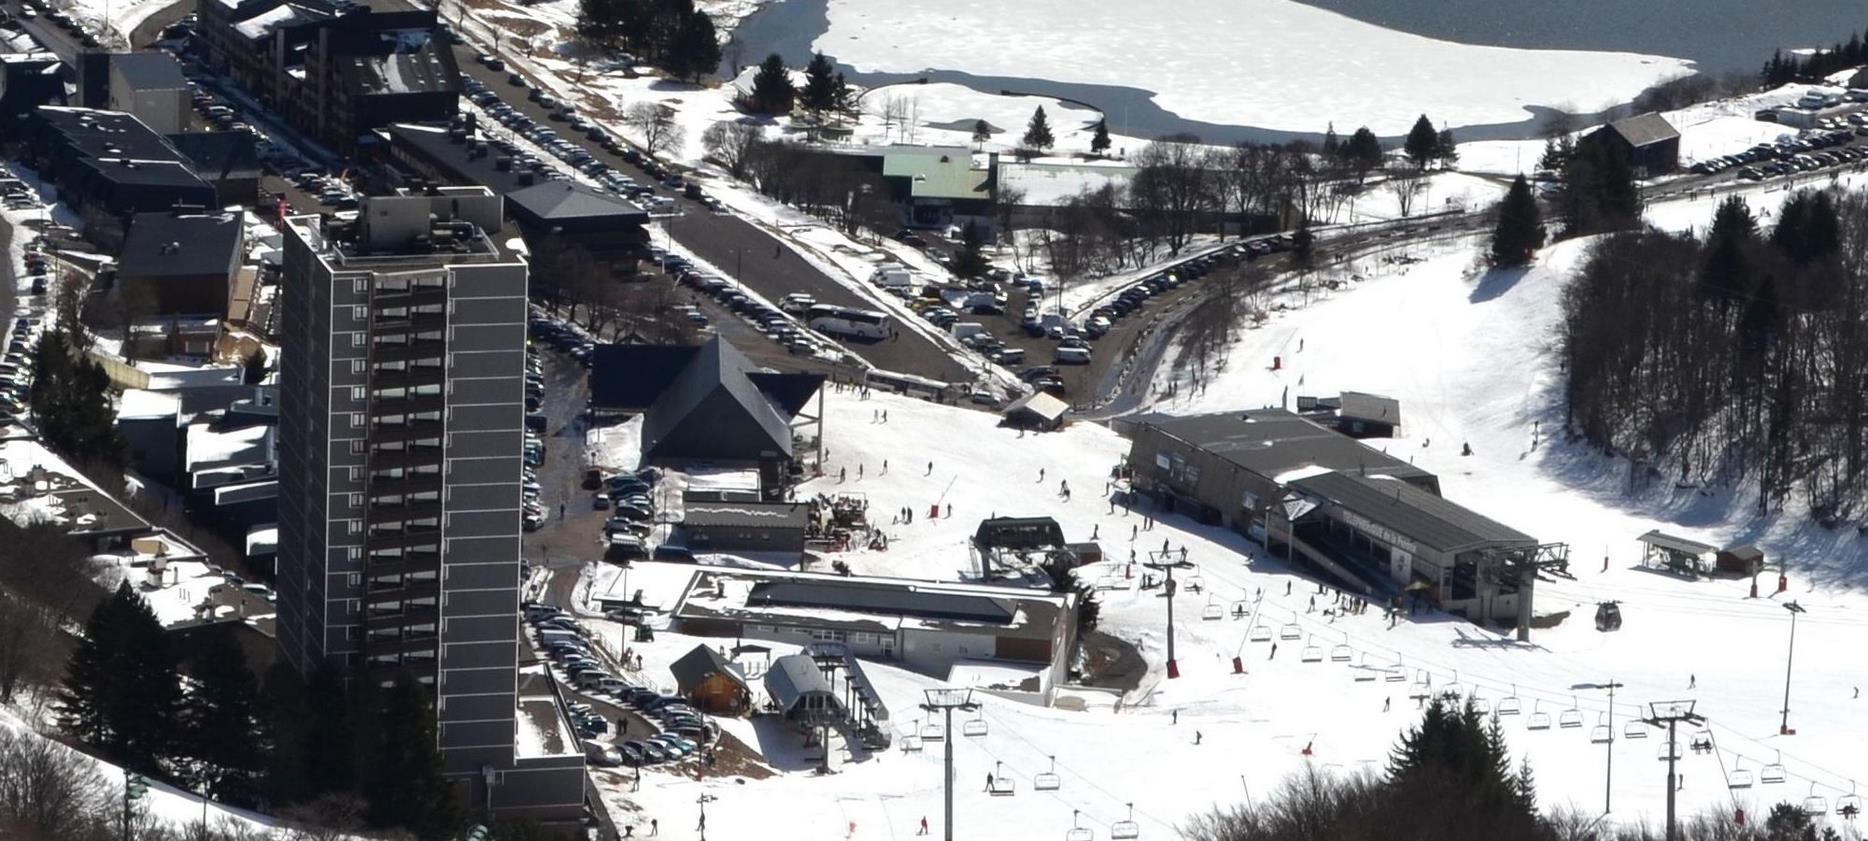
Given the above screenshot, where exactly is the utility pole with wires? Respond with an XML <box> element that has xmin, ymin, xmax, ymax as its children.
<box><xmin>1780</xmin><ymin>600</ymin><xmax>1805</xmax><ymax>735</ymax></box>
<box><xmin>1574</xmin><ymin>680</ymin><xmax>1624</xmax><ymax>815</ymax></box>
<box><xmin>1643</xmin><ymin>700</ymin><xmax>1705</xmax><ymax>841</ymax></box>
<box><xmin>1144</xmin><ymin>549</ymin><xmax>1194</xmax><ymax>678</ymax></box>
<box><xmin>921</xmin><ymin>688</ymin><xmax>979</xmax><ymax>841</ymax></box>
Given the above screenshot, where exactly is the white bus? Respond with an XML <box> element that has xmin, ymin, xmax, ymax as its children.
<box><xmin>807</xmin><ymin>304</ymin><xmax>892</xmax><ymax>340</ymax></box>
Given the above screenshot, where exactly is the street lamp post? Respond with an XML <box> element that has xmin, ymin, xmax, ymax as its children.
<box><xmin>1780</xmin><ymin>601</ymin><xmax>1805</xmax><ymax>735</ymax></box>
<box><xmin>1574</xmin><ymin>680</ymin><xmax>1624</xmax><ymax>815</ymax></box>
<box><xmin>696</xmin><ymin>793</ymin><xmax>717</xmax><ymax>840</ymax></box>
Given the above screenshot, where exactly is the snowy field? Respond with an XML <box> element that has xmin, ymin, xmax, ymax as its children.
<box><xmin>815</xmin><ymin>0</ymin><xmax>1692</xmax><ymax>135</ymax></box>
<box><xmin>856</xmin><ymin>82</ymin><xmax>1103</xmax><ymax>143</ymax></box>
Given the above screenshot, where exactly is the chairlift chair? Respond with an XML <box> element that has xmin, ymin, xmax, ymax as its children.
<box><xmin>1066</xmin><ymin>810</ymin><xmax>1095</xmax><ymax>841</ymax></box>
<box><xmin>1185</xmin><ymin>575</ymin><xmax>1206</xmax><ymax>593</ymax></box>
<box><xmin>1201</xmin><ymin>596</ymin><xmax>1224</xmax><ymax>621</ymax></box>
<box><xmin>962</xmin><ymin>711</ymin><xmax>989</xmax><ymax>738</ymax></box>
<box><xmin>1329</xmin><ymin>644</ymin><xmax>1352</xmax><ymax>662</ymax></box>
<box><xmin>1351</xmin><ymin>653</ymin><xmax>1377</xmax><ymax>682</ymax></box>
<box><xmin>1727</xmin><ymin>763</ymin><xmax>1753</xmax><ymax>789</ymax></box>
<box><xmin>1803</xmin><ymin>783</ymin><xmax>1830</xmax><ymax>817</ymax></box>
<box><xmin>1230</xmin><ymin>599</ymin><xmax>1250</xmax><ymax>619</ymax></box>
<box><xmin>1835</xmin><ymin>783</ymin><xmax>1861</xmax><ymax>819</ymax></box>
<box><xmin>1299</xmin><ymin>636</ymin><xmax>1323</xmax><ymax>662</ymax></box>
<box><xmin>1623</xmin><ymin>720</ymin><xmax>1649</xmax><ymax>739</ymax></box>
<box><xmin>921</xmin><ymin>720</ymin><xmax>946</xmax><ymax>742</ymax></box>
<box><xmin>1558</xmin><ymin>696</ymin><xmax>1584</xmax><ymax>729</ymax></box>
<box><xmin>1470</xmin><ymin>692</ymin><xmax>1491</xmax><ymax>715</ymax></box>
<box><xmin>1110</xmin><ymin>804</ymin><xmax>1140</xmax><ymax>840</ymax></box>
<box><xmin>1589</xmin><ymin>714</ymin><xmax>1611</xmax><ymax>744</ymax></box>
<box><xmin>1526</xmin><ymin>700</ymin><xmax>1552</xmax><ymax>731</ymax></box>
<box><xmin>1657</xmin><ymin>742</ymin><xmax>1682</xmax><ymax>761</ymax></box>
<box><xmin>1279</xmin><ymin>623</ymin><xmax>1302</xmax><ymax>640</ymax></box>
<box><xmin>989</xmin><ymin>761</ymin><xmax>1016</xmax><ymax>796</ymax></box>
<box><xmin>1248</xmin><ymin>624</ymin><xmax>1272</xmax><ymax>643</ymax></box>
<box><xmin>900</xmin><ymin>734</ymin><xmax>923</xmax><ymax>753</ymax></box>
<box><xmin>1761</xmin><ymin>752</ymin><xmax>1787</xmax><ymax>784</ymax></box>
<box><xmin>1384</xmin><ymin>665</ymin><xmax>1407</xmax><ymax>682</ymax></box>
<box><xmin>1034</xmin><ymin>756</ymin><xmax>1061</xmax><ymax>791</ymax></box>
<box><xmin>1496</xmin><ymin>686</ymin><xmax>1522</xmax><ymax>716</ymax></box>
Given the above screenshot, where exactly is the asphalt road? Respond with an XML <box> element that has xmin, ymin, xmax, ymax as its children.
<box><xmin>522</xmin><ymin>344</ymin><xmax>602</xmax><ymax>565</ymax></box>
<box><xmin>442</xmin><ymin>51</ymin><xmax>965</xmax><ymax>384</ymax></box>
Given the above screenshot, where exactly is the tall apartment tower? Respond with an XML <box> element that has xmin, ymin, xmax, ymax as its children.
<box><xmin>276</xmin><ymin>188</ymin><xmax>582</xmax><ymax>820</ymax></box>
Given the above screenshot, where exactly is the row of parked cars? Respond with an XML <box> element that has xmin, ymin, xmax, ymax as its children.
<box><xmin>674</xmin><ymin>259</ymin><xmax>817</xmax><ymax>356</ymax></box>
<box><xmin>524</xmin><ymin>603</ymin><xmax>715</xmax><ymax>768</ymax></box>
<box><xmin>521</xmin><ymin>346</ymin><xmax>548</xmax><ymax>531</ymax></box>
<box><xmin>1698</xmin><ymin>128</ymin><xmax>1866</xmax><ymax>180</ymax></box>
<box><xmin>592</xmin><ymin>468</ymin><xmax>659</xmax><ymax>559</ymax></box>
<box><xmin>17</xmin><ymin>0</ymin><xmax>103</xmax><ymax>47</ymax></box>
<box><xmin>465</xmin><ymin>69</ymin><xmax>704</xmax><ymax>216</ymax></box>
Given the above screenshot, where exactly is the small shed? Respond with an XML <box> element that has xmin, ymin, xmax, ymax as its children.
<box><xmin>1002</xmin><ymin>391</ymin><xmax>1069</xmax><ymax>431</ymax></box>
<box><xmin>1582</xmin><ymin>113</ymin><xmax>1680</xmax><ymax>177</ymax></box>
<box><xmin>1638</xmin><ymin>530</ymin><xmax>1715</xmax><ymax>578</ymax></box>
<box><xmin>1335</xmin><ymin>391</ymin><xmax>1401</xmax><ymax>438</ymax></box>
<box><xmin>974</xmin><ymin>516</ymin><xmax>1066</xmax><ymax>551</ymax></box>
<box><xmin>764</xmin><ymin>654</ymin><xmax>845</xmax><ymax>725</ymax></box>
<box><xmin>1716</xmin><ymin>544</ymin><xmax>1765</xmax><ymax>577</ymax></box>
<box><xmin>669</xmin><ymin>644</ymin><xmax>752</xmax><ymax>714</ymax></box>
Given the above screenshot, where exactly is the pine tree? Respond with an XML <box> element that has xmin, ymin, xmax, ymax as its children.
<box><xmin>28</xmin><ymin>329</ymin><xmax>127</xmax><ymax>471</ymax></box>
<box><xmin>1022</xmin><ymin>106</ymin><xmax>1054</xmax><ymax>154</ymax></box>
<box><xmin>366</xmin><ymin>675</ymin><xmax>463</xmax><ymax>841</ymax></box>
<box><xmin>664</xmin><ymin>10</ymin><xmax>720</xmax><ymax>82</ymax></box>
<box><xmin>1488</xmin><ymin>175</ymin><xmax>1545</xmax><ymax>267</ymax></box>
<box><xmin>1699</xmin><ymin>195</ymin><xmax>1756</xmax><ymax>307</ymax></box>
<box><xmin>59</xmin><ymin>581</ymin><xmax>182</xmax><ymax>773</ymax></box>
<box><xmin>1403</xmin><ymin>114</ymin><xmax>1438</xmax><ymax>169</ymax></box>
<box><xmin>1321</xmin><ymin>122</ymin><xmax>1340</xmax><ymax>161</ymax></box>
<box><xmin>574</xmin><ymin>0</ymin><xmax>621</xmax><ymax>48</ymax></box>
<box><xmin>799</xmin><ymin>51</ymin><xmax>838</xmax><ymax>114</ymax></box>
<box><xmin>1089</xmin><ymin>119</ymin><xmax>1111</xmax><ymax>156</ymax></box>
<box><xmin>952</xmin><ymin>221</ymin><xmax>991</xmax><ymax>279</ymax></box>
<box><xmin>831</xmin><ymin>72</ymin><xmax>852</xmax><ymax>111</ymax></box>
<box><xmin>1343</xmin><ymin>127</ymin><xmax>1383</xmax><ymax>180</ymax></box>
<box><xmin>182</xmin><ymin>625</ymin><xmax>269</xmax><ymax>808</ymax></box>
<box><xmin>747</xmin><ymin>53</ymin><xmax>794</xmax><ymax>115</ymax></box>
<box><xmin>1434</xmin><ymin>127</ymin><xmax>1458</xmax><ymax>168</ymax></box>
<box><xmin>971</xmin><ymin>119</ymin><xmax>991</xmax><ymax>148</ymax></box>
<box><xmin>1771</xmin><ymin>190</ymin><xmax>1841</xmax><ymax>267</ymax></box>
<box><xmin>1537</xmin><ymin>136</ymin><xmax>1573</xmax><ymax>173</ymax></box>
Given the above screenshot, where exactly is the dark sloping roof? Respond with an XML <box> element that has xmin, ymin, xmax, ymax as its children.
<box><xmin>1141</xmin><ymin>409</ymin><xmax>1434</xmax><ymax>483</ymax></box>
<box><xmin>764</xmin><ymin>655</ymin><xmax>841</xmax><ymax>714</ymax></box>
<box><xmin>111</xmin><ymin>52</ymin><xmax>187</xmax><ymax>91</ymax></box>
<box><xmin>341</xmin><ymin>40</ymin><xmax>458</xmax><ymax>96</ymax></box>
<box><xmin>683</xmin><ymin>500</ymin><xmax>807</xmax><ymax>530</ymax></box>
<box><xmin>973</xmin><ymin>516</ymin><xmax>1065</xmax><ymax>550</ymax></box>
<box><xmin>747</xmin><ymin>580</ymin><xmax>1017</xmax><ymax>624</ymax></box>
<box><xmin>746</xmin><ymin>371</ymin><xmax>826</xmax><ymax>416</ymax></box>
<box><xmin>1337</xmin><ymin>391</ymin><xmax>1400</xmax><ymax>426</ymax></box>
<box><xmin>589</xmin><ymin>344</ymin><xmax>700</xmax><ymax>410</ymax></box>
<box><xmin>1638</xmin><ymin>530</ymin><xmax>1715</xmax><ymax>556</ymax></box>
<box><xmin>669</xmin><ymin>645</ymin><xmax>748</xmax><ymax>694</ymax></box>
<box><xmin>165</xmin><ymin>131</ymin><xmax>263</xmax><ymax>182</ymax></box>
<box><xmin>119</xmin><ymin>212</ymin><xmax>243</xmax><ymax>279</ymax></box>
<box><xmin>641</xmin><ymin>338</ymin><xmax>793</xmax><ymax>462</ymax></box>
<box><xmin>1602</xmin><ymin>113</ymin><xmax>1679</xmax><ymax>148</ymax></box>
<box><xmin>1291</xmin><ymin>471</ymin><xmax>1534</xmax><ymax>554</ymax></box>
<box><xmin>507</xmin><ymin>180</ymin><xmax>647</xmax><ymax>223</ymax></box>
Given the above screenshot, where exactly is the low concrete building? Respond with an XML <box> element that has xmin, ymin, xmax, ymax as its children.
<box><xmin>116</xmin><ymin>209</ymin><xmax>245</xmax><ymax>316</ymax></box>
<box><xmin>106</xmin><ymin>52</ymin><xmax>190</xmax><ymax>135</ymax></box>
<box><xmin>672</xmin><ymin>567</ymin><xmax>1076</xmax><ymax>703</ymax></box>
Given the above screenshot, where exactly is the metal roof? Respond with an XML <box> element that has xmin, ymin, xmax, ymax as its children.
<box><xmin>640</xmin><ymin>337</ymin><xmax>794</xmax><ymax>462</ymax></box>
<box><xmin>111</xmin><ymin>52</ymin><xmax>188</xmax><ymax>91</ymax></box>
<box><xmin>1336</xmin><ymin>391</ymin><xmax>1401</xmax><ymax>426</ymax></box>
<box><xmin>1291</xmin><ymin>471</ymin><xmax>1535</xmax><ymax>554</ymax></box>
<box><xmin>1638</xmin><ymin>530</ymin><xmax>1715</xmax><ymax>556</ymax></box>
<box><xmin>1004</xmin><ymin>391</ymin><xmax>1068</xmax><ymax>423</ymax></box>
<box><xmin>747</xmin><ymin>580</ymin><xmax>1017</xmax><ymax>624</ymax></box>
<box><xmin>506</xmin><ymin>180</ymin><xmax>647</xmax><ymax>224</ymax></box>
<box><xmin>119</xmin><ymin>211</ymin><xmax>243</xmax><ymax>279</ymax></box>
<box><xmin>1601</xmin><ymin>113</ymin><xmax>1680</xmax><ymax>148</ymax></box>
<box><xmin>668</xmin><ymin>644</ymin><xmax>748</xmax><ymax>694</ymax></box>
<box><xmin>1139</xmin><ymin>408</ymin><xmax>1434</xmax><ymax>483</ymax></box>
<box><xmin>683</xmin><ymin>500</ymin><xmax>807</xmax><ymax>530</ymax></box>
<box><xmin>763</xmin><ymin>654</ymin><xmax>842</xmax><ymax>715</ymax></box>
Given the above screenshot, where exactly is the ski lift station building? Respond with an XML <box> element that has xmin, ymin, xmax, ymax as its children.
<box><xmin>670</xmin><ymin>567</ymin><xmax>1077</xmax><ymax>705</ymax></box>
<box><xmin>1121</xmin><ymin>409</ymin><xmax>1546</xmax><ymax>623</ymax></box>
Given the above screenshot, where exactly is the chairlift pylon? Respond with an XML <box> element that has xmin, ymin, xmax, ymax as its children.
<box><xmin>1034</xmin><ymin>755</ymin><xmax>1061</xmax><ymax>791</ymax></box>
